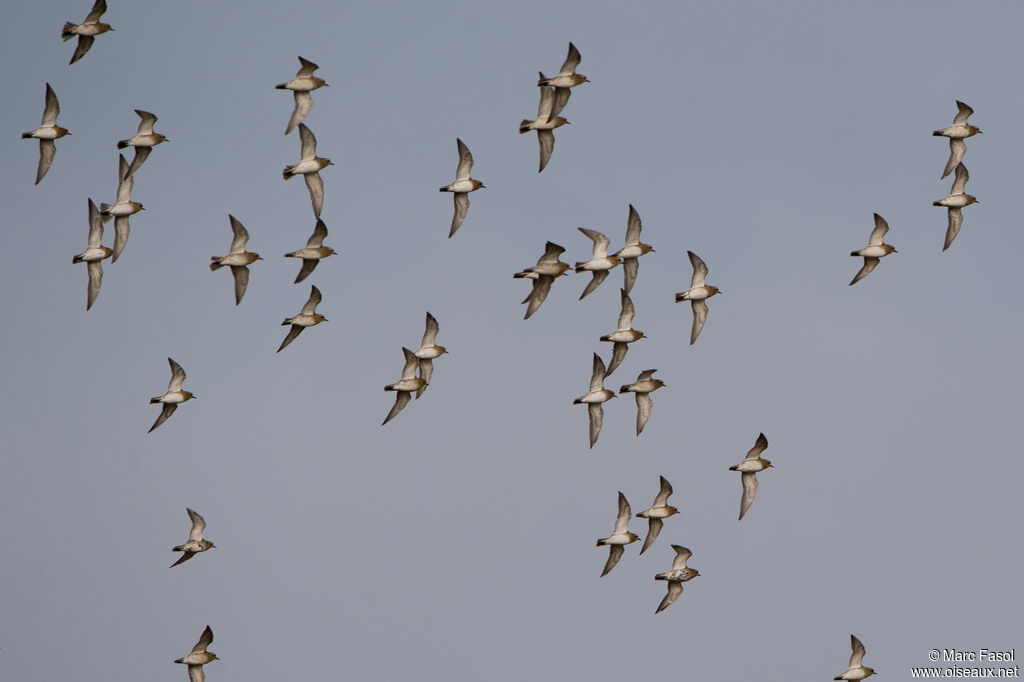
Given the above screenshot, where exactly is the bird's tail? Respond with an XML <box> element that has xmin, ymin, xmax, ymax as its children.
<box><xmin>149</xmin><ymin>397</ymin><xmax>162</xmax><ymax>404</ymax></box>
<box><xmin>117</xmin><ymin>139</ymin><xmax>130</xmax><ymax>149</ymax></box>
<box><xmin>61</xmin><ymin>22</ymin><xmax>76</xmax><ymax>40</ymax></box>
<box><xmin>519</xmin><ymin>120</ymin><xmax>532</xmax><ymax>134</ymax></box>
<box><xmin>537</xmin><ymin>77</ymin><xmax>552</xmax><ymax>86</ymax></box>
<box><xmin>282</xmin><ymin>167</ymin><xmax>293</xmax><ymax>180</ymax></box>
<box><xmin>932</xmin><ymin>130</ymin><xmax>945</xmax><ymax>136</ymax></box>
<box><xmin>209</xmin><ymin>258</ymin><xmax>224</xmax><ymax>271</ymax></box>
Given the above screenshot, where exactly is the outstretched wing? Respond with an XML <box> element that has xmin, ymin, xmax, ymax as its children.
<box><xmin>301</xmin><ymin>285</ymin><xmax>322</xmax><ymax>315</ymax></box>
<box><xmin>455</xmin><ymin>138</ymin><xmax>474</xmax><ymax>180</ymax></box>
<box><xmin>687</xmin><ymin>250</ymin><xmax>708</xmax><ymax>288</ymax></box>
<box><xmin>656</xmin><ymin>581</ymin><xmax>683</xmax><ymax>613</ymax></box>
<box><xmin>868</xmin><ymin>213</ymin><xmax>889</xmax><ymax>245</ymax></box>
<box><xmin>167</xmin><ymin>358</ymin><xmax>186</xmax><ymax>391</ymax></box>
<box><xmin>601</xmin><ymin>544</ymin><xmax>623</xmax><ymax>577</ymax></box>
<box><xmin>738</xmin><ymin>472</ymin><xmax>758</xmax><ymax>521</ymax></box>
<box><xmin>745</xmin><ymin>432</ymin><xmax>769</xmax><ymax>460</ymax></box>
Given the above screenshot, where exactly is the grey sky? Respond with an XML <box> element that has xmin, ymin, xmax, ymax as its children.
<box><xmin>2</xmin><ymin>1</ymin><xmax>1022</xmax><ymax>680</ymax></box>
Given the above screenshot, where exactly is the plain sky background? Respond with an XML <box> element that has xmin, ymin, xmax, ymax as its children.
<box><xmin>2</xmin><ymin>1</ymin><xmax>1022</xmax><ymax>679</ymax></box>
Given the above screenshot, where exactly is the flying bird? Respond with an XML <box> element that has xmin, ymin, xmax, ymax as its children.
<box><xmin>596</xmin><ymin>491</ymin><xmax>639</xmax><ymax>577</ymax></box>
<box><xmin>383</xmin><ymin>347</ymin><xmax>427</xmax><ymax>425</ymax></box>
<box><xmin>22</xmin><ymin>83</ymin><xmax>70</xmax><ymax>185</ymax></box>
<box><xmin>170</xmin><ymin>508</ymin><xmax>215</xmax><ymax>568</ymax></box>
<box><xmin>612</xmin><ymin>204</ymin><xmax>654</xmax><ymax>295</ymax></box>
<box><xmin>933</xmin><ymin>100</ymin><xmax>981</xmax><ymax>179</ymax></box>
<box><xmin>599</xmin><ymin>289</ymin><xmax>645</xmax><ymax>376</ymax></box>
<box><xmin>174</xmin><ymin>625</ymin><xmax>218</xmax><ymax>682</ymax></box>
<box><xmin>538</xmin><ymin>42</ymin><xmax>589</xmax><ymax>89</ymax></box>
<box><xmin>149</xmin><ymin>358</ymin><xmax>195</xmax><ymax>433</ymax></box>
<box><xmin>574</xmin><ymin>228</ymin><xmax>621</xmax><ymax>300</ymax></box>
<box><xmin>635</xmin><ymin>475</ymin><xmax>677</xmax><ymax>554</ymax></box>
<box><xmin>515</xmin><ymin>241</ymin><xmax>571</xmax><ymax>319</ymax></box>
<box><xmin>619</xmin><ymin>369</ymin><xmax>665</xmax><ymax>437</ymax></box>
<box><xmin>209</xmin><ymin>215</ymin><xmax>261</xmax><ymax>305</ymax></box>
<box><xmin>414</xmin><ymin>312</ymin><xmax>447</xmax><ymax>399</ymax></box>
<box><xmin>72</xmin><ymin>199</ymin><xmax>112</xmax><ymax>311</ymax></box>
<box><xmin>674</xmin><ymin>251</ymin><xmax>720</xmax><ymax>344</ymax></box>
<box><xmin>654</xmin><ymin>545</ymin><xmax>700</xmax><ymax>613</ymax></box>
<box><xmin>573</xmin><ymin>353</ymin><xmax>615</xmax><ymax>449</ymax></box>
<box><xmin>849</xmin><ymin>213</ymin><xmax>897</xmax><ymax>285</ymax></box>
<box><xmin>439</xmin><ymin>138</ymin><xmax>485</xmax><ymax>238</ymax></box>
<box><xmin>520</xmin><ymin>75</ymin><xmax>571</xmax><ymax>172</ymax></box>
<box><xmin>100</xmin><ymin>155</ymin><xmax>144</xmax><ymax>263</ymax></box>
<box><xmin>283</xmin><ymin>123</ymin><xmax>332</xmax><ymax>219</ymax></box>
<box><xmin>285</xmin><ymin>219</ymin><xmax>335</xmax><ymax>283</ymax></box>
<box><xmin>61</xmin><ymin>0</ymin><xmax>112</xmax><ymax>65</ymax></box>
<box><xmin>278</xmin><ymin>285</ymin><xmax>327</xmax><ymax>352</ymax></box>
<box><xmin>117</xmin><ymin>110</ymin><xmax>167</xmax><ymax>177</ymax></box>
<box><xmin>728</xmin><ymin>432</ymin><xmax>772</xmax><ymax>521</ymax></box>
<box><xmin>933</xmin><ymin>162</ymin><xmax>978</xmax><ymax>251</ymax></box>
<box><xmin>276</xmin><ymin>56</ymin><xmax>328</xmax><ymax>135</ymax></box>
<box><xmin>834</xmin><ymin>635</ymin><xmax>876</xmax><ymax>681</ymax></box>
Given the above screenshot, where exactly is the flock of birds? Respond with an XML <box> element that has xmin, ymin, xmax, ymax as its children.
<box><xmin>20</xmin><ymin>2</ymin><xmax>994</xmax><ymax>678</ymax></box>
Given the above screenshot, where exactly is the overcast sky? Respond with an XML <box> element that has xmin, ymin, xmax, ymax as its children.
<box><xmin>2</xmin><ymin>1</ymin><xmax>1022</xmax><ymax>680</ymax></box>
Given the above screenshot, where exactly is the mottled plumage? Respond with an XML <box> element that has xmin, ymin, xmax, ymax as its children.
<box><xmin>654</xmin><ymin>545</ymin><xmax>700</xmax><ymax>613</ymax></box>
<box><xmin>170</xmin><ymin>508</ymin><xmax>215</xmax><ymax>568</ymax></box>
